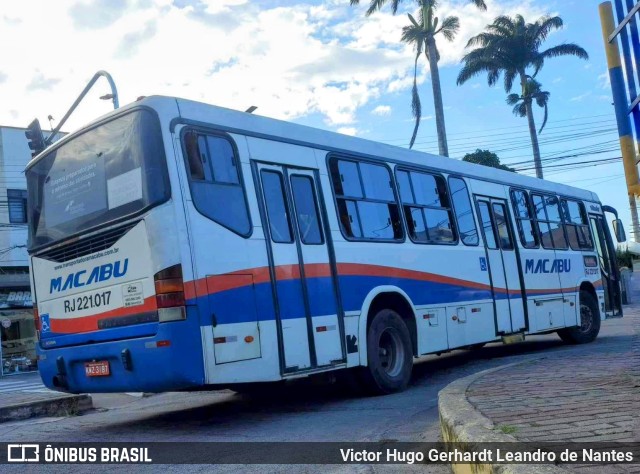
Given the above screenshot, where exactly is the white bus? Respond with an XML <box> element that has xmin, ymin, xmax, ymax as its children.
<box><xmin>27</xmin><ymin>96</ymin><xmax>625</xmax><ymax>395</ymax></box>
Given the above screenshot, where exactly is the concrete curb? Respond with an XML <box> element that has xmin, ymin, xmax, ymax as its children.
<box><xmin>0</xmin><ymin>394</ymin><xmax>93</xmax><ymax>423</ymax></box>
<box><xmin>438</xmin><ymin>361</ymin><xmax>567</xmax><ymax>474</ymax></box>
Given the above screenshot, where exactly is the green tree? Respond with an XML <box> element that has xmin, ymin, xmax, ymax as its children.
<box><xmin>350</xmin><ymin>0</ymin><xmax>487</xmax><ymax>156</ymax></box>
<box><xmin>462</xmin><ymin>149</ymin><xmax>514</xmax><ymax>172</ymax></box>
<box><xmin>506</xmin><ymin>77</ymin><xmax>550</xmax><ymax>134</ymax></box>
<box><xmin>456</xmin><ymin>14</ymin><xmax>588</xmax><ymax>179</ymax></box>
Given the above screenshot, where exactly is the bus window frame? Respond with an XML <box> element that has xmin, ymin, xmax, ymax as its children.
<box><xmin>530</xmin><ymin>192</ymin><xmax>569</xmax><ymax>251</ymax></box>
<box><xmin>509</xmin><ymin>187</ymin><xmax>540</xmax><ymax>249</ymax></box>
<box><xmin>289</xmin><ymin>173</ymin><xmax>325</xmax><ymax>246</ymax></box>
<box><xmin>179</xmin><ymin>126</ymin><xmax>253</xmax><ymax>238</ymax></box>
<box><xmin>327</xmin><ymin>153</ymin><xmax>405</xmax><ymax>243</ymax></box>
<box><xmin>394</xmin><ymin>166</ymin><xmax>459</xmax><ymax>246</ymax></box>
<box><xmin>560</xmin><ymin>198</ymin><xmax>594</xmax><ymax>251</ymax></box>
<box><xmin>447</xmin><ymin>175</ymin><xmax>479</xmax><ymax>247</ymax></box>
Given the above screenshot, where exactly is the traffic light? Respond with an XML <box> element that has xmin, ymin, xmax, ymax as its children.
<box><xmin>25</xmin><ymin>119</ymin><xmax>45</xmax><ymax>158</ymax></box>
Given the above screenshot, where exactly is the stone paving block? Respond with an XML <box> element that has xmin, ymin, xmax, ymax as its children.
<box><xmin>442</xmin><ymin>292</ymin><xmax>640</xmax><ymax>473</ymax></box>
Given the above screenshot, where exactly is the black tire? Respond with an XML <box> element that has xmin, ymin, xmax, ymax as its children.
<box><xmin>360</xmin><ymin>309</ymin><xmax>413</xmax><ymax>395</ymax></box>
<box><xmin>557</xmin><ymin>290</ymin><xmax>601</xmax><ymax>344</ymax></box>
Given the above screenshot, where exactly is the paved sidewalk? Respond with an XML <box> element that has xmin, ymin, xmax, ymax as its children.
<box><xmin>441</xmin><ymin>276</ymin><xmax>640</xmax><ymax>473</ymax></box>
<box><xmin>0</xmin><ymin>372</ymin><xmax>92</xmax><ymax>423</ymax></box>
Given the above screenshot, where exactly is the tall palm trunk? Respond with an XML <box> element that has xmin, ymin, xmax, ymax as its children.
<box><xmin>520</xmin><ymin>71</ymin><xmax>543</xmax><ymax>178</ymax></box>
<box><xmin>426</xmin><ymin>36</ymin><xmax>448</xmax><ymax>157</ymax></box>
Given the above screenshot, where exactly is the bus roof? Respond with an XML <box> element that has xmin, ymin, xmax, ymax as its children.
<box><xmin>28</xmin><ymin>95</ymin><xmax>600</xmax><ymax>204</ymax></box>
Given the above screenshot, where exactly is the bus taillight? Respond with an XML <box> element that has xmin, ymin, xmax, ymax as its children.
<box><xmin>33</xmin><ymin>305</ymin><xmax>41</xmax><ymax>336</ymax></box>
<box><xmin>154</xmin><ymin>265</ymin><xmax>186</xmax><ymax>322</ymax></box>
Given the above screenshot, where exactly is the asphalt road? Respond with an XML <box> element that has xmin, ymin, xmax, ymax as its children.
<box><xmin>0</xmin><ymin>318</ymin><xmax>628</xmax><ymax>473</ymax></box>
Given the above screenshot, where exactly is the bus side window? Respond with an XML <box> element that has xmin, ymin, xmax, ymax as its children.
<box><xmin>532</xmin><ymin>193</ymin><xmax>567</xmax><ymax>250</ymax></box>
<box><xmin>449</xmin><ymin>177</ymin><xmax>478</xmax><ymax>246</ymax></box>
<box><xmin>478</xmin><ymin>202</ymin><xmax>497</xmax><ymax>249</ymax></box>
<box><xmin>510</xmin><ymin>189</ymin><xmax>538</xmax><ymax>248</ymax></box>
<box><xmin>396</xmin><ymin>168</ymin><xmax>456</xmax><ymax>244</ymax></box>
<box><xmin>261</xmin><ymin>170</ymin><xmax>293</xmax><ymax>243</ymax></box>
<box><xmin>181</xmin><ymin>130</ymin><xmax>251</xmax><ymax>236</ymax></box>
<box><xmin>329</xmin><ymin>158</ymin><xmax>403</xmax><ymax>241</ymax></box>
<box><xmin>184</xmin><ymin>131</ymin><xmax>205</xmax><ymax>180</ymax></box>
<box><xmin>561</xmin><ymin>199</ymin><xmax>593</xmax><ymax>250</ymax></box>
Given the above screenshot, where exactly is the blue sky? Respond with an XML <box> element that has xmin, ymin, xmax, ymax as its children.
<box><xmin>0</xmin><ymin>0</ymin><xmax>633</xmax><ymax>236</ymax></box>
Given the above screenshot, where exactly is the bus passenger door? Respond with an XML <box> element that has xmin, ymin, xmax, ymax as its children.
<box><xmin>475</xmin><ymin>197</ymin><xmax>526</xmax><ymax>335</ymax></box>
<box><xmin>589</xmin><ymin>215</ymin><xmax>622</xmax><ymax>317</ymax></box>
<box><xmin>287</xmin><ymin>169</ymin><xmax>344</xmax><ymax>367</ymax></box>
<box><xmin>254</xmin><ymin>162</ymin><xmax>344</xmax><ymax>374</ymax></box>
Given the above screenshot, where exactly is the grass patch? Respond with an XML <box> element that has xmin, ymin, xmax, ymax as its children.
<box><xmin>497</xmin><ymin>424</ymin><xmax>518</xmax><ymax>434</ymax></box>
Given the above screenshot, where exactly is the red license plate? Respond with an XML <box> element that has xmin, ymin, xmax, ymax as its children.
<box><xmin>84</xmin><ymin>361</ymin><xmax>110</xmax><ymax>377</ymax></box>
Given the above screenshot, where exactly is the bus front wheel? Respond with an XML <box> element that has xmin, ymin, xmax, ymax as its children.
<box><xmin>557</xmin><ymin>290</ymin><xmax>601</xmax><ymax>344</ymax></box>
<box><xmin>360</xmin><ymin>309</ymin><xmax>413</xmax><ymax>395</ymax></box>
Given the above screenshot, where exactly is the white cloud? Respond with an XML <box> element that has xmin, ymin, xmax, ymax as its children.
<box><xmin>570</xmin><ymin>91</ymin><xmax>591</xmax><ymax>102</ymax></box>
<box><xmin>337</xmin><ymin>127</ymin><xmax>358</xmax><ymax>136</ymax></box>
<box><xmin>371</xmin><ymin>105</ymin><xmax>392</xmax><ymax>116</ymax></box>
<box><xmin>0</xmin><ymin>0</ymin><xmax>550</xmax><ymax>133</ymax></box>
<box><xmin>599</xmin><ymin>71</ymin><xmax>611</xmax><ymax>90</ymax></box>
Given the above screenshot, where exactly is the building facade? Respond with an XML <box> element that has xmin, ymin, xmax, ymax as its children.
<box><xmin>0</xmin><ymin>126</ymin><xmax>36</xmax><ymax>376</ymax></box>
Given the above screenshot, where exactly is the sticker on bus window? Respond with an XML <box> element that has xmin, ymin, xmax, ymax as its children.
<box><xmin>107</xmin><ymin>168</ymin><xmax>142</xmax><ymax>210</ymax></box>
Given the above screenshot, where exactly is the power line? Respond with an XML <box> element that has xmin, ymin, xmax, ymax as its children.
<box><xmin>513</xmin><ymin>156</ymin><xmax>622</xmax><ymax>172</ymax></box>
<box><xmin>379</xmin><ymin>112</ymin><xmax>615</xmax><ymax>144</ymax></box>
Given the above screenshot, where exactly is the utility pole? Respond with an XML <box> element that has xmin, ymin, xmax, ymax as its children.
<box><xmin>600</xmin><ymin>1</ymin><xmax>640</xmax><ymax>241</ymax></box>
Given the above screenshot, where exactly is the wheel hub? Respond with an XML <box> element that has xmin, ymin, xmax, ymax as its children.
<box><xmin>378</xmin><ymin>328</ymin><xmax>404</xmax><ymax>378</ymax></box>
<box><xmin>579</xmin><ymin>303</ymin><xmax>593</xmax><ymax>333</ymax></box>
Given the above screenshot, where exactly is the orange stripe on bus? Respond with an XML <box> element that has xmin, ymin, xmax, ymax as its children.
<box><xmin>49</xmin><ymin>296</ymin><xmax>158</xmax><ymax>334</ymax></box>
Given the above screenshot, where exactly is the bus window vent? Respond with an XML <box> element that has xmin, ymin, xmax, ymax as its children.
<box><xmin>36</xmin><ymin>222</ymin><xmax>138</xmax><ymax>263</ymax></box>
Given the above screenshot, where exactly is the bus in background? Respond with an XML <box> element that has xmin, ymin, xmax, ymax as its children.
<box><xmin>26</xmin><ymin>96</ymin><xmax>625</xmax><ymax>395</ymax></box>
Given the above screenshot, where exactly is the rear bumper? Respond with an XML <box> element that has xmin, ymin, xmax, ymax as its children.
<box><xmin>36</xmin><ymin>320</ymin><xmax>205</xmax><ymax>393</ymax></box>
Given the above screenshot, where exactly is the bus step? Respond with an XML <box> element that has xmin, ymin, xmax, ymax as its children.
<box><xmin>501</xmin><ymin>333</ymin><xmax>525</xmax><ymax>345</ymax></box>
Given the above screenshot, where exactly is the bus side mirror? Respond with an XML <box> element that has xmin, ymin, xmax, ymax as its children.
<box><xmin>613</xmin><ymin>219</ymin><xmax>626</xmax><ymax>243</ymax></box>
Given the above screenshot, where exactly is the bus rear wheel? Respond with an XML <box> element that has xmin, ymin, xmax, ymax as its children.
<box><xmin>557</xmin><ymin>290</ymin><xmax>601</xmax><ymax>344</ymax></box>
<box><xmin>360</xmin><ymin>309</ymin><xmax>413</xmax><ymax>395</ymax></box>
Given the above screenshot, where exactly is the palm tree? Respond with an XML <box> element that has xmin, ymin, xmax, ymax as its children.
<box><xmin>506</xmin><ymin>78</ymin><xmax>550</xmax><ymax>135</ymax></box>
<box><xmin>401</xmin><ymin>4</ymin><xmax>459</xmax><ymax>151</ymax></box>
<box><xmin>350</xmin><ymin>0</ymin><xmax>487</xmax><ymax>156</ymax></box>
<box><xmin>456</xmin><ymin>15</ymin><xmax>588</xmax><ymax>179</ymax></box>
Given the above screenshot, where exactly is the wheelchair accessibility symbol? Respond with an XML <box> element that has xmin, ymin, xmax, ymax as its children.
<box><xmin>40</xmin><ymin>313</ymin><xmax>51</xmax><ymax>333</ymax></box>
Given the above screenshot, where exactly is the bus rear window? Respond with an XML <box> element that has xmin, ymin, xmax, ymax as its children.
<box><xmin>26</xmin><ymin>109</ymin><xmax>169</xmax><ymax>250</ymax></box>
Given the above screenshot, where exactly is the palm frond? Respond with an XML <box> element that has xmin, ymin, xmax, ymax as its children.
<box><xmin>466</xmin><ymin>32</ymin><xmax>504</xmax><ymax>48</ymax></box>
<box><xmin>538</xmin><ymin>102</ymin><xmax>548</xmax><ymax>134</ymax></box>
<box><xmin>513</xmin><ymin>102</ymin><xmax>527</xmax><ymax>118</ymax></box>
<box><xmin>350</xmin><ymin>0</ymin><xmax>403</xmax><ymax>16</ymax></box>
<box><xmin>402</xmin><ymin>23</ymin><xmax>427</xmax><ymax>46</ymax></box>
<box><xmin>487</xmin><ymin>68</ymin><xmax>501</xmax><ymax>87</ymax></box>
<box><xmin>457</xmin><ymin>58</ymin><xmax>499</xmax><ymax>85</ymax></box>
<box><xmin>504</xmin><ymin>69</ymin><xmax>517</xmax><ymax>93</ymax></box>
<box><xmin>540</xmin><ymin>43</ymin><xmax>589</xmax><ymax>61</ymax></box>
<box><xmin>437</xmin><ymin>16</ymin><xmax>459</xmax><ymax>41</ymax></box>
<box><xmin>530</xmin><ymin>55</ymin><xmax>545</xmax><ymax>77</ymax></box>
<box><xmin>407</xmin><ymin>12</ymin><xmax>420</xmax><ymax>28</ymax></box>
<box><xmin>490</xmin><ymin>15</ymin><xmax>516</xmax><ymax>33</ymax></box>
<box><xmin>469</xmin><ymin>0</ymin><xmax>487</xmax><ymax>11</ymax></box>
<box><xmin>532</xmin><ymin>16</ymin><xmax>563</xmax><ymax>46</ymax></box>
<box><xmin>506</xmin><ymin>93</ymin><xmax>521</xmax><ymax>105</ymax></box>
<box><xmin>409</xmin><ymin>51</ymin><xmax>422</xmax><ymax>149</ymax></box>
